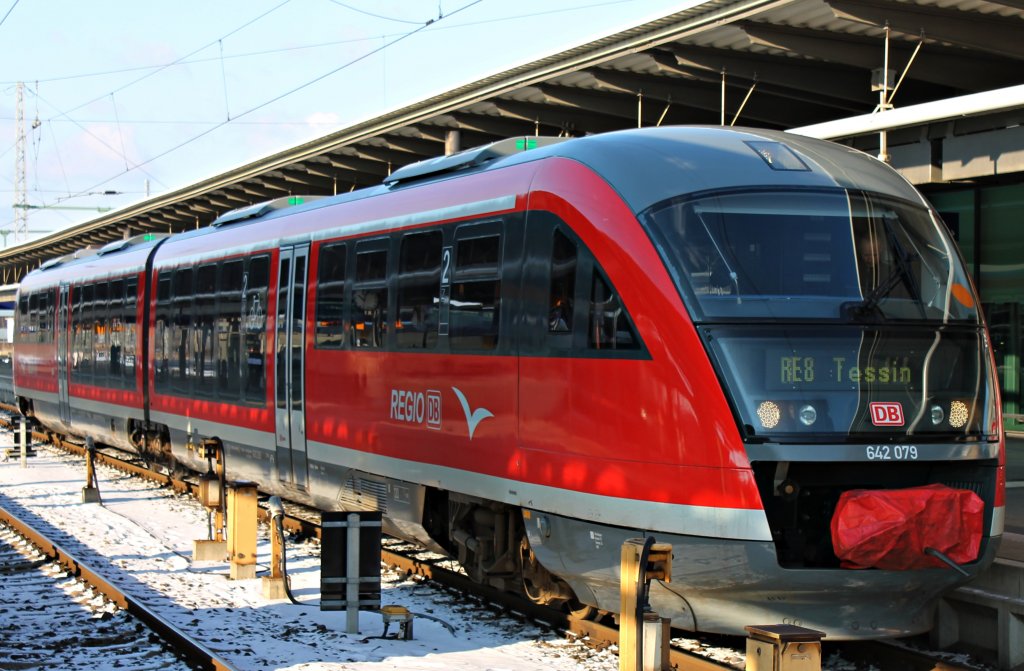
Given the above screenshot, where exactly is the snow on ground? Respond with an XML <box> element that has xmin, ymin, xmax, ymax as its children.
<box><xmin>0</xmin><ymin>437</ymin><xmax>619</xmax><ymax>671</ymax></box>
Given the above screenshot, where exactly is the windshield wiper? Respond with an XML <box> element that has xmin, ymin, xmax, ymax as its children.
<box><xmin>846</xmin><ymin>214</ymin><xmax>925</xmax><ymax>319</ymax></box>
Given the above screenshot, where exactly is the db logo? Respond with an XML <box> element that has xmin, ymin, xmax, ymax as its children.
<box><xmin>870</xmin><ymin>402</ymin><xmax>904</xmax><ymax>426</ymax></box>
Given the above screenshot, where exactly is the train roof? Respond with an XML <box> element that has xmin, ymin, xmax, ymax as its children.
<box><xmin>159</xmin><ymin>127</ymin><xmax>932</xmax><ymax>238</ymax></box>
<box><xmin>200</xmin><ymin>127</ymin><xmax>926</xmax><ymax>233</ymax></box>
<box><xmin>19</xmin><ymin>127</ymin><xmax>929</xmax><ymax>288</ymax></box>
<box><xmin>464</xmin><ymin>126</ymin><xmax>927</xmax><ymax>214</ymax></box>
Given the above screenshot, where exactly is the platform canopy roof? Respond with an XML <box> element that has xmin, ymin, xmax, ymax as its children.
<box><xmin>3</xmin><ymin>0</ymin><xmax>1023</xmax><ymax>281</ymax></box>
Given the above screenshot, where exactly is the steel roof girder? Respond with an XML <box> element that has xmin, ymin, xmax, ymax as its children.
<box><xmin>664</xmin><ymin>43</ymin><xmax>869</xmax><ymax>107</ymax></box>
<box><xmin>738</xmin><ymin>21</ymin><xmax>1019</xmax><ymax>92</ymax></box>
<box><xmin>590</xmin><ymin>62</ymin><xmax>853</xmax><ymax>122</ymax></box>
<box><xmin>824</xmin><ymin>0</ymin><xmax>1024</xmax><ymax>60</ymax></box>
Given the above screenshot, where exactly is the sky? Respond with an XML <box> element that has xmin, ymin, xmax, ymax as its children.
<box><xmin>0</xmin><ymin>0</ymin><xmax>693</xmax><ymax>249</ymax></box>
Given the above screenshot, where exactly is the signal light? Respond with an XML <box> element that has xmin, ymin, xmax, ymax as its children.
<box><xmin>757</xmin><ymin>401</ymin><xmax>781</xmax><ymax>429</ymax></box>
<box><xmin>949</xmin><ymin>400</ymin><xmax>969</xmax><ymax>428</ymax></box>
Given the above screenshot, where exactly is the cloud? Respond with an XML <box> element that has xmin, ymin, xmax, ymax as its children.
<box><xmin>305</xmin><ymin>111</ymin><xmax>341</xmax><ymax>128</ymax></box>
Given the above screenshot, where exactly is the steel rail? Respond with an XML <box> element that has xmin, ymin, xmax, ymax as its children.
<box><xmin>0</xmin><ymin>502</ymin><xmax>240</xmax><ymax>671</ymax></box>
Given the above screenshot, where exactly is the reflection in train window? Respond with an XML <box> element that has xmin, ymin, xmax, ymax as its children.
<box><xmin>195</xmin><ymin>264</ymin><xmax>217</xmax><ymax>398</ymax></box>
<box><xmin>171</xmin><ymin>268</ymin><xmax>193</xmax><ymax>396</ymax></box>
<box><xmin>154</xmin><ymin>273</ymin><xmax>172</xmax><ymax>392</ymax></box>
<box><xmin>124</xmin><ymin>278</ymin><xmax>138</xmax><ymax>386</ymax></box>
<box><xmin>549</xmin><ymin>229</ymin><xmax>576</xmax><ymax>335</ymax></box>
<box><xmin>589</xmin><ymin>270</ymin><xmax>639</xmax><ymax>350</ymax></box>
<box><xmin>108</xmin><ymin>279</ymin><xmax>124</xmax><ymax>388</ymax></box>
<box><xmin>216</xmin><ymin>260</ymin><xmax>244</xmax><ymax>400</ymax></box>
<box><xmin>315</xmin><ymin>243</ymin><xmax>346</xmax><ymax>349</ymax></box>
<box><xmin>244</xmin><ymin>255</ymin><xmax>270</xmax><ymax>404</ymax></box>
<box><xmin>450</xmin><ymin>232</ymin><xmax>500</xmax><ymax>351</ymax></box>
<box><xmin>351</xmin><ymin>244</ymin><xmax>388</xmax><ymax>349</ymax></box>
<box><xmin>397</xmin><ymin>231</ymin><xmax>441</xmax><ymax>350</ymax></box>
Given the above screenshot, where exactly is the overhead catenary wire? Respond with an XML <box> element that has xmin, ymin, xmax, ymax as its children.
<box><xmin>61</xmin><ymin>0</ymin><xmax>484</xmax><ymax>200</ymax></box>
<box><xmin>2</xmin><ymin>0</ymin><xmax>624</xmax><ymax>218</ymax></box>
<box><xmin>326</xmin><ymin>0</ymin><xmax>430</xmax><ymax>25</ymax></box>
<box><xmin>0</xmin><ymin>0</ymin><xmax>19</xmax><ymax>29</ymax></box>
<box><xmin>28</xmin><ymin>88</ymin><xmax>169</xmax><ymax>190</ymax></box>
<box><xmin>0</xmin><ymin>0</ymin><xmax>637</xmax><ymax>86</ymax></box>
<box><xmin>57</xmin><ymin>0</ymin><xmax>294</xmax><ymax>120</ymax></box>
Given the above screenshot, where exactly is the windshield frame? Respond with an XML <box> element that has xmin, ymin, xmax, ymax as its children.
<box><xmin>703</xmin><ymin>322</ymin><xmax>1000</xmax><ymax>445</ymax></box>
<box><xmin>641</xmin><ymin>186</ymin><xmax>980</xmax><ymax>326</ymax></box>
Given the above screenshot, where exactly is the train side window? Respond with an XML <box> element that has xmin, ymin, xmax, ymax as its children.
<box><xmin>194</xmin><ymin>264</ymin><xmax>217</xmax><ymax>399</ymax></box>
<box><xmin>123</xmin><ymin>278</ymin><xmax>138</xmax><ymax>388</ymax></box>
<box><xmin>154</xmin><ymin>272</ymin><xmax>172</xmax><ymax>393</ymax></box>
<box><xmin>78</xmin><ymin>284</ymin><xmax>94</xmax><ymax>383</ymax></box>
<box><xmin>314</xmin><ymin>242</ymin><xmax>346</xmax><ymax>349</ymax></box>
<box><xmin>37</xmin><ymin>291</ymin><xmax>49</xmax><ymax>343</ymax></box>
<box><xmin>45</xmin><ymin>289</ymin><xmax>55</xmax><ymax>344</ymax></box>
<box><xmin>548</xmin><ymin>229</ymin><xmax>577</xmax><ymax>336</ymax></box>
<box><xmin>108</xmin><ymin>279</ymin><xmax>125</xmax><ymax>388</ymax></box>
<box><xmin>216</xmin><ymin>260</ymin><xmax>244</xmax><ymax>403</ymax></box>
<box><xmin>450</xmin><ymin>228</ymin><xmax>501</xmax><ymax>351</ymax></box>
<box><xmin>16</xmin><ymin>295</ymin><xmax>27</xmax><ymax>342</ymax></box>
<box><xmin>350</xmin><ymin>242</ymin><xmax>389</xmax><ymax>349</ymax></box>
<box><xmin>69</xmin><ymin>288</ymin><xmax>80</xmax><ymax>381</ymax></box>
<box><xmin>28</xmin><ymin>295</ymin><xmax>39</xmax><ymax>344</ymax></box>
<box><xmin>397</xmin><ymin>231</ymin><xmax>441</xmax><ymax>350</ymax></box>
<box><xmin>47</xmin><ymin>288</ymin><xmax>56</xmax><ymax>344</ymax></box>
<box><xmin>92</xmin><ymin>282</ymin><xmax>109</xmax><ymax>388</ymax></box>
<box><xmin>243</xmin><ymin>255</ymin><xmax>270</xmax><ymax>404</ymax></box>
<box><xmin>588</xmin><ymin>269</ymin><xmax>640</xmax><ymax>350</ymax></box>
<box><xmin>171</xmin><ymin>268</ymin><xmax>194</xmax><ymax>396</ymax></box>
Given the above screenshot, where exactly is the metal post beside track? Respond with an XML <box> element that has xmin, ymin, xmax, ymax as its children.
<box><xmin>11</xmin><ymin>415</ymin><xmax>32</xmax><ymax>467</ymax></box>
<box><xmin>19</xmin><ymin>416</ymin><xmax>27</xmax><ymax>467</ymax></box>
<box><xmin>262</xmin><ymin>496</ymin><xmax>288</xmax><ymax>600</ymax></box>
<box><xmin>82</xmin><ymin>436</ymin><xmax>101</xmax><ymax>503</ymax></box>
<box><xmin>619</xmin><ymin>538</ymin><xmax>672</xmax><ymax>671</ymax></box>
<box><xmin>321</xmin><ymin>511</ymin><xmax>382</xmax><ymax>634</ymax></box>
<box><xmin>194</xmin><ymin>438</ymin><xmax>228</xmax><ymax>562</ymax></box>
<box><xmin>227</xmin><ymin>481</ymin><xmax>258</xmax><ymax>580</ymax></box>
<box><xmin>744</xmin><ymin>624</ymin><xmax>824</xmax><ymax>671</ymax></box>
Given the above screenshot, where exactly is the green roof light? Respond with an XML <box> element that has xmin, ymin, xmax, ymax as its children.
<box><xmin>288</xmin><ymin>196</ymin><xmax>304</xmax><ymax>206</ymax></box>
<box><xmin>515</xmin><ymin>138</ymin><xmax>539</xmax><ymax>151</ymax></box>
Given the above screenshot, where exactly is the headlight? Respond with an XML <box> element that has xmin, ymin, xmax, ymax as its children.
<box><xmin>949</xmin><ymin>400</ymin><xmax>969</xmax><ymax>429</ymax></box>
<box><xmin>798</xmin><ymin>404</ymin><xmax>818</xmax><ymax>426</ymax></box>
<box><xmin>757</xmin><ymin>401</ymin><xmax>781</xmax><ymax>429</ymax></box>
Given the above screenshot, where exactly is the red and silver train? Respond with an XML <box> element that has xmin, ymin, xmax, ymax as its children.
<box><xmin>13</xmin><ymin>127</ymin><xmax>1003</xmax><ymax>638</ymax></box>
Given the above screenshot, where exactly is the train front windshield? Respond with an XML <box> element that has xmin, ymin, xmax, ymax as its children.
<box><xmin>646</xmin><ymin>188</ymin><xmax>999</xmax><ymax>441</ymax></box>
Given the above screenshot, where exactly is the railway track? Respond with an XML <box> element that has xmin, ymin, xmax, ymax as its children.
<box><xmin>0</xmin><ymin>417</ymin><xmax>996</xmax><ymax>671</ymax></box>
<box><xmin>0</xmin><ymin>504</ymin><xmax>233</xmax><ymax>671</ymax></box>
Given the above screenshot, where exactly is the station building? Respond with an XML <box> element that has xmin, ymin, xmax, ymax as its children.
<box><xmin>3</xmin><ymin>0</ymin><xmax>1024</xmax><ymax>428</ymax></box>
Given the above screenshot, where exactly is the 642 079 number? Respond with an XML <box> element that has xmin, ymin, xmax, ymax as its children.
<box><xmin>866</xmin><ymin>445</ymin><xmax>918</xmax><ymax>460</ymax></box>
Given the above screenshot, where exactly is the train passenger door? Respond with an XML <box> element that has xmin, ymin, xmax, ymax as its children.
<box><xmin>55</xmin><ymin>283</ymin><xmax>71</xmax><ymax>426</ymax></box>
<box><xmin>274</xmin><ymin>245</ymin><xmax>310</xmax><ymax>490</ymax></box>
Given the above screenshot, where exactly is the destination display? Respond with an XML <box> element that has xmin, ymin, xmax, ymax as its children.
<box><xmin>766</xmin><ymin>348</ymin><xmax>916</xmax><ymax>391</ymax></box>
